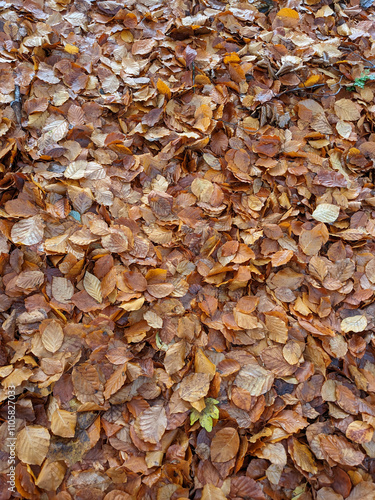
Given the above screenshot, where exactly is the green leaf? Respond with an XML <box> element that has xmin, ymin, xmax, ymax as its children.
<box><xmin>190</xmin><ymin>409</ymin><xmax>200</xmax><ymax>425</ymax></box>
<box><xmin>210</xmin><ymin>405</ymin><xmax>219</xmax><ymax>419</ymax></box>
<box><xmin>200</xmin><ymin>414</ymin><xmax>213</xmax><ymax>432</ymax></box>
<box><xmin>206</xmin><ymin>398</ymin><xmax>219</xmax><ymax>405</ymax></box>
<box><xmin>155</xmin><ymin>332</ymin><xmax>169</xmax><ymax>352</ymax></box>
<box><xmin>347</xmin><ymin>72</ymin><xmax>375</xmax><ymax>91</ymax></box>
<box><xmin>292</xmin><ymin>484</ymin><xmax>307</xmax><ymax>500</ymax></box>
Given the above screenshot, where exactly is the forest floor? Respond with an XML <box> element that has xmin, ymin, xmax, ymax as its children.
<box><xmin>1</xmin><ymin>0</ymin><xmax>375</xmax><ymax>499</ymax></box>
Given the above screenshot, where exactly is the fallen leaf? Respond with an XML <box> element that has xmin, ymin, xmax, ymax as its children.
<box><xmin>134</xmin><ymin>405</ymin><xmax>167</xmax><ymax>444</ymax></box>
<box><xmin>16</xmin><ymin>426</ymin><xmax>50</xmax><ymax>465</ymax></box>
<box><xmin>211</xmin><ymin>427</ymin><xmax>240</xmax><ymax>462</ymax></box>
<box><xmin>83</xmin><ymin>271</ymin><xmax>103</xmax><ymax>303</ymax></box>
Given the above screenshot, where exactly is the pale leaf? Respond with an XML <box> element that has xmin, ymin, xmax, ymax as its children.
<box><xmin>83</xmin><ymin>271</ymin><xmax>102</xmax><ymax>303</ymax></box>
<box><xmin>341</xmin><ymin>315</ymin><xmax>367</xmax><ymax>333</ymax></box>
<box><xmin>312</xmin><ymin>203</ymin><xmax>340</xmax><ymax>223</ymax></box>
<box><xmin>64</xmin><ymin>161</ymin><xmax>87</xmax><ymax>179</ymax></box>
<box><xmin>11</xmin><ymin>215</ymin><xmax>45</xmax><ymax>245</ymax></box>
<box><xmin>52</xmin><ymin>277</ymin><xmax>74</xmax><ymax>303</ymax></box>
<box><xmin>41</xmin><ymin>320</ymin><xmax>64</xmax><ymax>353</ymax></box>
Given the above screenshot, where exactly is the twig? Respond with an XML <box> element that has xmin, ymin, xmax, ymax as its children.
<box><xmin>192</xmin><ymin>62</ymin><xmax>195</xmax><ymax>94</ymax></box>
<box><xmin>10</xmin><ymin>85</ymin><xmax>22</xmax><ymax>126</ymax></box>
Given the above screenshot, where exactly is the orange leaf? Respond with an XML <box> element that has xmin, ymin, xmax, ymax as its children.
<box><xmin>224</xmin><ymin>52</ymin><xmax>240</xmax><ymax>64</ymax></box>
<box><xmin>299</xmin><ymin>75</ymin><xmax>323</xmax><ymax>88</ymax></box>
<box><xmin>276</xmin><ymin>7</ymin><xmax>299</xmax><ymax>18</ymax></box>
<box><xmin>157</xmin><ymin>79</ymin><xmax>171</xmax><ymax>99</ymax></box>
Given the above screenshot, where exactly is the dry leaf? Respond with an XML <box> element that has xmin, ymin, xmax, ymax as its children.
<box><xmin>211</xmin><ymin>427</ymin><xmax>240</xmax><ymax>462</ymax></box>
<box><xmin>312</xmin><ymin>203</ymin><xmax>340</xmax><ymax>223</ymax></box>
<box><xmin>334</xmin><ymin>99</ymin><xmax>361</xmax><ymax>121</ymax></box>
<box><xmin>341</xmin><ymin>315</ymin><xmax>368</xmax><ymax>333</ymax></box>
<box><xmin>134</xmin><ymin>405</ymin><xmax>167</xmax><ymax>444</ymax></box>
<box><xmin>103</xmin><ymin>364</ymin><xmax>127</xmax><ymax>399</ymax></box>
<box><xmin>201</xmin><ymin>483</ymin><xmax>228</xmax><ymax>500</ymax></box>
<box><xmin>11</xmin><ymin>216</ymin><xmax>45</xmax><ymax>245</ymax></box>
<box><xmin>51</xmin><ymin>409</ymin><xmax>77</xmax><ymax>438</ymax></box>
<box><xmin>180</xmin><ymin>373</ymin><xmax>210</xmax><ymax>402</ymax></box>
<box><xmin>35</xmin><ymin>460</ymin><xmax>66</xmax><ymax>491</ymax></box>
<box><xmin>234</xmin><ymin>364</ymin><xmax>274</xmax><ymax>396</ymax></box>
<box><xmin>83</xmin><ymin>271</ymin><xmax>103</xmax><ymax>303</ymax></box>
<box><xmin>346</xmin><ymin>421</ymin><xmax>374</xmax><ymax>444</ymax></box>
<box><xmin>288</xmin><ymin>437</ymin><xmax>318</xmax><ymax>474</ymax></box>
<box><xmin>16</xmin><ymin>426</ymin><xmax>50</xmax><ymax>465</ymax></box>
<box><xmin>41</xmin><ymin>320</ymin><xmax>64</xmax><ymax>353</ymax></box>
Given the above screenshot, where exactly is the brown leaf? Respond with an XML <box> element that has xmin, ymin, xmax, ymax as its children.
<box><xmin>346</xmin><ymin>421</ymin><xmax>374</xmax><ymax>444</ymax></box>
<box><xmin>288</xmin><ymin>437</ymin><xmax>318</xmax><ymax>474</ymax></box>
<box><xmin>234</xmin><ymin>363</ymin><xmax>274</xmax><ymax>396</ymax></box>
<box><xmin>230</xmin><ymin>476</ymin><xmax>266</xmax><ymax>500</ymax></box>
<box><xmin>147</xmin><ymin>283</ymin><xmax>174</xmax><ymax>298</ymax></box>
<box><xmin>211</xmin><ymin>428</ymin><xmax>240</xmax><ymax>463</ymax></box>
<box><xmin>51</xmin><ymin>409</ymin><xmax>77</xmax><ymax>438</ymax></box>
<box><xmin>103</xmin><ymin>364</ymin><xmax>127</xmax><ymax>400</ymax></box>
<box><xmin>180</xmin><ymin>373</ymin><xmax>210</xmax><ymax>402</ymax></box>
<box><xmin>269</xmin><ymin>410</ymin><xmax>308</xmax><ymax>434</ymax></box>
<box><xmin>134</xmin><ymin>405</ymin><xmax>167</xmax><ymax>444</ymax></box>
<box><xmin>83</xmin><ymin>271</ymin><xmax>103</xmax><ymax>303</ymax></box>
<box><xmin>35</xmin><ymin>460</ymin><xmax>66</xmax><ymax>491</ymax></box>
<box><xmin>41</xmin><ymin>320</ymin><xmax>64</xmax><ymax>353</ymax></box>
<box><xmin>319</xmin><ymin>434</ymin><xmax>365</xmax><ymax>466</ymax></box>
<box><xmin>201</xmin><ymin>483</ymin><xmax>228</xmax><ymax>500</ymax></box>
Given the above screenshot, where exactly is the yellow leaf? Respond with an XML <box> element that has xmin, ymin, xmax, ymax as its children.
<box><xmin>201</xmin><ymin>484</ymin><xmax>227</xmax><ymax>500</ymax></box>
<box><xmin>289</xmin><ymin>438</ymin><xmax>318</xmax><ymax>474</ymax></box>
<box><xmin>64</xmin><ymin>43</ymin><xmax>79</xmax><ymax>54</ymax></box>
<box><xmin>299</xmin><ymin>75</ymin><xmax>322</xmax><ymax>88</ymax></box>
<box><xmin>276</xmin><ymin>7</ymin><xmax>299</xmax><ymax>18</ymax></box>
<box><xmin>224</xmin><ymin>52</ymin><xmax>240</xmax><ymax>64</ymax></box>
<box><xmin>120</xmin><ymin>297</ymin><xmax>145</xmax><ymax>311</ymax></box>
<box><xmin>157</xmin><ymin>79</ymin><xmax>171</xmax><ymax>99</ymax></box>
<box><xmin>120</xmin><ymin>30</ymin><xmax>133</xmax><ymax>42</ymax></box>
<box><xmin>195</xmin><ymin>348</ymin><xmax>216</xmax><ymax>378</ymax></box>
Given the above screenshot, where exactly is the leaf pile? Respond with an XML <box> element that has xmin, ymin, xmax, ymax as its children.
<box><xmin>1</xmin><ymin>0</ymin><xmax>375</xmax><ymax>498</ymax></box>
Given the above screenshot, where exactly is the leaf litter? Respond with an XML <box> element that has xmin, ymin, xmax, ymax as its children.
<box><xmin>1</xmin><ymin>0</ymin><xmax>375</xmax><ymax>498</ymax></box>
